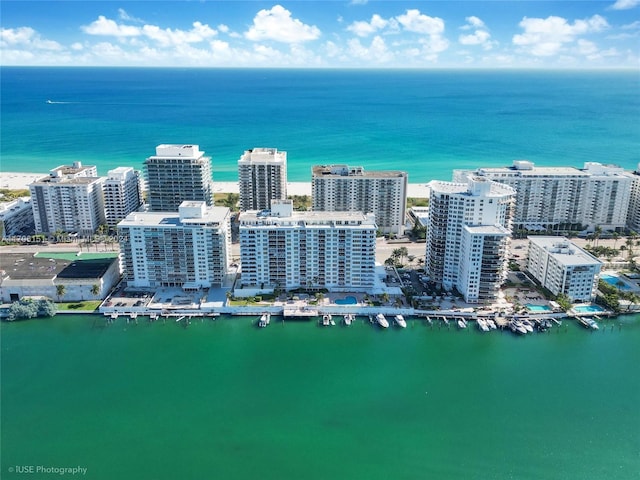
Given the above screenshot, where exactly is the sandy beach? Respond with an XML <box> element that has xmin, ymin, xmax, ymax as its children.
<box><xmin>1</xmin><ymin>172</ymin><xmax>431</xmax><ymax>198</ymax></box>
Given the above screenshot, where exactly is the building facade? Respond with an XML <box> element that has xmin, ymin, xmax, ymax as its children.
<box><xmin>103</xmin><ymin>167</ymin><xmax>143</xmax><ymax>227</ymax></box>
<box><xmin>527</xmin><ymin>237</ymin><xmax>602</xmax><ymax>302</ymax></box>
<box><xmin>238</xmin><ymin>148</ymin><xmax>287</xmax><ymax>211</ymax></box>
<box><xmin>625</xmin><ymin>165</ymin><xmax>640</xmax><ymax>232</ymax></box>
<box><xmin>453</xmin><ymin>161</ymin><xmax>632</xmax><ymax>233</ymax></box>
<box><xmin>238</xmin><ymin>200</ymin><xmax>377</xmax><ymax>292</ymax></box>
<box><xmin>0</xmin><ymin>197</ymin><xmax>34</xmax><ymax>239</ymax></box>
<box><xmin>426</xmin><ymin>177</ymin><xmax>515</xmax><ymax>303</ymax></box>
<box><xmin>144</xmin><ymin>145</ymin><xmax>214</xmax><ymax>212</ymax></box>
<box><xmin>29</xmin><ymin>162</ymin><xmax>105</xmax><ymax>236</ymax></box>
<box><xmin>118</xmin><ymin>201</ymin><xmax>231</xmax><ymax>289</ymax></box>
<box><xmin>311</xmin><ymin>165</ymin><xmax>408</xmax><ymax>236</ymax></box>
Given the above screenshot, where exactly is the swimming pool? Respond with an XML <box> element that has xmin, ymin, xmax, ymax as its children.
<box><xmin>526</xmin><ymin>304</ymin><xmax>552</xmax><ymax>312</ymax></box>
<box><xmin>335</xmin><ymin>296</ymin><xmax>357</xmax><ymax>305</ymax></box>
<box><xmin>573</xmin><ymin>304</ymin><xmax>606</xmax><ymax>314</ymax></box>
<box><xmin>600</xmin><ymin>274</ymin><xmax>631</xmax><ymax>290</ymax></box>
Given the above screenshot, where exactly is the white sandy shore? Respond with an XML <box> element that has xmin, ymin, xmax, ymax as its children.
<box><xmin>1</xmin><ymin>172</ymin><xmax>431</xmax><ymax>198</ymax></box>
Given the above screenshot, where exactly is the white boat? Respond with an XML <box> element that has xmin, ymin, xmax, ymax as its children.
<box><xmin>258</xmin><ymin>313</ymin><xmax>270</xmax><ymax>328</ymax></box>
<box><xmin>477</xmin><ymin>318</ymin><xmax>490</xmax><ymax>332</ymax></box>
<box><xmin>343</xmin><ymin>314</ymin><xmax>354</xmax><ymax>326</ymax></box>
<box><xmin>457</xmin><ymin>317</ymin><xmax>467</xmax><ymax>329</ymax></box>
<box><xmin>486</xmin><ymin>319</ymin><xmax>497</xmax><ymax>330</ymax></box>
<box><xmin>579</xmin><ymin>317</ymin><xmax>599</xmax><ymax>330</ymax></box>
<box><xmin>521</xmin><ymin>318</ymin><xmax>534</xmax><ymax>333</ymax></box>
<box><xmin>394</xmin><ymin>315</ymin><xmax>407</xmax><ymax>328</ymax></box>
<box><xmin>509</xmin><ymin>320</ymin><xmax>528</xmax><ymax>335</ymax></box>
<box><xmin>376</xmin><ymin>313</ymin><xmax>389</xmax><ymax>329</ymax></box>
<box><xmin>322</xmin><ymin>314</ymin><xmax>333</xmax><ymax>326</ymax></box>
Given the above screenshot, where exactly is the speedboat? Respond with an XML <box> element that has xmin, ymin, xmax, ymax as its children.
<box><xmin>394</xmin><ymin>315</ymin><xmax>407</xmax><ymax>328</ymax></box>
<box><xmin>486</xmin><ymin>319</ymin><xmax>497</xmax><ymax>330</ymax></box>
<box><xmin>521</xmin><ymin>318</ymin><xmax>534</xmax><ymax>333</ymax></box>
<box><xmin>457</xmin><ymin>318</ymin><xmax>467</xmax><ymax>329</ymax></box>
<box><xmin>509</xmin><ymin>319</ymin><xmax>527</xmax><ymax>335</ymax></box>
<box><xmin>258</xmin><ymin>313</ymin><xmax>270</xmax><ymax>327</ymax></box>
<box><xmin>343</xmin><ymin>314</ymin><xmax>353</xmax><ymax>326</ymax></box>
<box><xmin>477</xmin><ymin>318</ymin><xmax>490</xmax><ymax>332</ymax></box>
<box><xmin>579</xmin><ymin>317</ymin><xmax>599</xmax><ymax>330</ymax></box>
<box><xmin>376</xmin><ymin>313</ymin><xmax>389</xmax><ymax>329</ymax></box>
<box><xmin>322</xmin><ymin>314</ymin><xmax>333</xmax><ymax>326</ymax></box>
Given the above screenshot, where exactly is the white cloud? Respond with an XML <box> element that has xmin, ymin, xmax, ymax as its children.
<box><xmin>142</xmin><ymin>22</ymin><xmax>217</xmax><ymax>47</ymax></box>
<box><xmin>347</xmin><ymin>35</ymin><xmax>393</xmax><ymax>63</ymax></box>
<box><xmin>217</xmin><ymin>24</ymin><xmax>230</xmax><ymax>34</ymax></box>
<box><xmin>396</xmin><ymin>9</ymin><xmax>444</xmax><ymax>35</ymax></box>
<box><xmin>513</xmin><ymin>15</ymin><xmax>609</xmax><ymax>56</ymax></box>
<box><xmin>244</xmin><ymin>5</ymin><xmax>320</xmax><ymax>43</ymax></box>
<box><xmin>118</xmin><ymin>9</ymin><xmax>144</xmax><ymax>24</ymax></box>
<box><xmin>458</xmin><ymin>16</ymin><xmax>494</xmax><ymax>50</ymax></box>
<box><xmin>347</xmin><ymin>14</ymin><xmax>389</xmax><ymax>37</ymax></box>
<box><xmin>461</xmin><ymin>16</ymin><xmax>486</xmax><ymax>31</ymax></box>
<box><xmin>577</xmin><ymin>39</ymin><xmax>598</xmax><ymax>55</ymax></box>
<box><xmin>82</xmin><ymin>16</ymin><xmax>141</xmax><ymax>37</ymax></box>
<box><xmin>610</xmin><ymin>0</ymin><xmax>640</xmax><ymax>10</ymax></box>
<box><xmin>0</xmin><ymin>26</ymin><xmax>63</xmax><ymax>51</ymax></box>
<box><xmin>622</xmin><ymin>20</ymin><xmax>640</xmax><ymax>29</ymax></box>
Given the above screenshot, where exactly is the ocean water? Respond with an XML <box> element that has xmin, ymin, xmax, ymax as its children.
<box><xmin>1</xmin><ymin>68</ymin><xmax>639</xmax><ymax>182</ymax></box>
<box><xmin>1</xmin><ymin>314</ymin><xmax>639</xmax><ymax>480</ymax></box>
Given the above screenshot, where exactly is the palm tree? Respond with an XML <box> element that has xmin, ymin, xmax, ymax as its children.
<box><xmin>90</xmin><ymin>284</ymin><xmax>100</xmax><ymax>297</ymax></box>
<box><xmin>56</xmin><ymin>284</ymin><xmax>66</xmax><ymax>302</ymax></box>
<box><xmin>593</xmin><ymin>226</ymin><xmax>602</xmax><ymax>247</ymax></box>
<box><xmin>612</xmin><ymin>232</ymin><xmax>620</xmax><ymax>249</ymax></box>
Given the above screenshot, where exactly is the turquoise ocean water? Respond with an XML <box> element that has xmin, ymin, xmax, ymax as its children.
<box><xmin>1</xmin><ymin>68</ymin><xmax>639</xmax><ymax>182</ymax></box>
<box><xmin>1</xmin><ymin>315</ymin><xmax>639</xmax><ymax>480</ymax></box>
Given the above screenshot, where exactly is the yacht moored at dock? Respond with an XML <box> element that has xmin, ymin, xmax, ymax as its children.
<box><xmin>258</xmin><ymin>313</ymin><xmax>271</xmax><ymax>328</ymax></box>
<box><xmin>376</xmin><ymin>313</ymin><xmax>389</xmax><ymax>329</ymax></box>
<box><xmin>578</xmin><ymin>316</ymin><xmax>599</xmax><ymax>330</ymax></box>
<box><xmin>343</xmin><ymin>314</ymin><xmax>354</xmax><ymax>326</ymax></box>
<box><xmin>394</xmin><ymin>315</ymin><xmax>407</xmax><ymax>328</ymax></box>
<box><xmin>457</xmin><ymin>317</ymin><xmax>467</xmax><ymax>329</ymax></box>
<box><xmin>321</xmin><ymin>314</ymin><xmax>334</xmax><ymax>326</ymax></box>
<box><xmin>477</xmin><ymin>318</ymin><xmax>490</xmax><ymax>332</ymax></box>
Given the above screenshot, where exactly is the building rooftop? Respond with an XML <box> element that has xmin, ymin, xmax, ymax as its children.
<box><xmin>312</xmin><ymin>165</ymin><xmax>406</xmax><ymax>179</ymax></box>
<box><xmin>119</xmin><ymin>205</ymin><xmax>230</xmax><ymax>228</ymax></box>
<box><xmin>239</xmin><ymin>209</ymin><xmax>376</xmax><ymax>227</ymax></box>
<box><xmin>528</xmin><ymin>236</ymin><xmax>602</xmax><ymax>267</ymax></box>
<box><xmin>429</xmin><ymin>177</ymin><xmax>515</xmax><ymax>197</ymax></box>
<box><xmin>239</xmin><ymin>148</ymin><xmax>287</xmax><ymax>164</ymax></box>
<box><xmin>0</xmin><ymin>252</ymin><xmax>117</xmax><ymax>281</ymax></box>
<box><xmin>464</xmin><ymin>225</ymin><xmax>510</xmax><ymax>236</ymax></box>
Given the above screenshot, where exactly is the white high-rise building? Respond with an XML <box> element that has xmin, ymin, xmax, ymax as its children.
<box><xmin>238</xmin><ymin>148</ymin><xmax>287</xmax><ymax>211</ymax></box>
<box><xmin>312</xmin><ymin>165</ymin><xmax>408</xmax><ymax>235</ymax></box>
<box><xmin>144</xmin><ymin>145</ymin><xmax>214</xmax><ymax>212</ymax></box>
<box><xmin>426</xmin><ymin>177</ymin><xmax>515</xmax><ymax>303</ymax></box>
<box><xmin>29</xmin><ymin>162</ymin><xmax>105</xmax><ymax>236</ymax></box>
<box><xmin>118</xmin><ymin>201</ymin><xmax>231</xmax><ymax>289</ymax></box>
<box><xmin>453</xmin><ymin>161</ymin><xmax>632</xmax><ymax>233</ymax></box>
<box><xmin>0</xmin><ymin>197</ymin><xmax>34</xmax><ymax>239</ymax></box>
<box><xmin>527</xmin><ymin>237</ymin><xmax>602</xmax><ymax>302</ymax></box>
<box><xmin>103</xmin><ymin>167</ymin><xmax>143</xmax><ymax>227</ymax></box>
<box><xmin>238</xmin><ymin>200</ymin><xmax>377</xmax><ymax>292</ymax></box>
<box><xmin>625</xmin><ymin>164</ymin><xmax>640</xmax><ymax>232</ymax></box>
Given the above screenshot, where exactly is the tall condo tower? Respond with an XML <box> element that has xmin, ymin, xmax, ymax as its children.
<box><xmin>626</xmin><ymin>164</ymin><xmax>640</xmax><ymax>232</ymax></box>
<box><xmin>311</xmin><ymin>165</ymin><xmax>408</xmax><ymax>236</ymax></box>
<box><xmin>103</xmin><ymin>167</ymin><xmax>143</xmax><ymax>227</ymax></box>
<box><xmin>144</xmin><ymin>145</ymin><xmax>214</xmax><ymax>212</ymax></box>
<box><xmin>426</xmin><ymin>177</ymin><xmax>515</xmax><ymax>303</ymax></box>
<box><xmin>29</xmin><ymin>162</ymin><xmax>105</xmax><ymax>236</ymax></box>
<box><xmin>238</xmin><ymin>148</ymin><xmax>287</xmax><ymax>211</ymax></box>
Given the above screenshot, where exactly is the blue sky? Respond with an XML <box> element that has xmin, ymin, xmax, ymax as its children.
<box><xmin>1</xmin><ymin>1</ymin><xmax>639</xmax><ymax>68</ymax></box>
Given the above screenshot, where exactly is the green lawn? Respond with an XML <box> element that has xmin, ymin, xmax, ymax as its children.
<box><xmin>56</xmin><ymin>300</ymin><xmax>102</xmax><ymax>311</ymax></box>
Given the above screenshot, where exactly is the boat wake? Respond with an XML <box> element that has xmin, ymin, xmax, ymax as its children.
<box><xmin>46</xmin><ymin>100</ymin><xmax>72</xmax><ymax>104</ymax></box>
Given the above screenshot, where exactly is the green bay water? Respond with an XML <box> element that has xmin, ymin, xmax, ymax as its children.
<box><xmin>2</xmin><ymin>314</ymin><xmax>639</xmax><ymax>480</ymax></box>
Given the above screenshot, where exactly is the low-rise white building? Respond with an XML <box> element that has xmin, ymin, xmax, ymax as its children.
<box><xmin>118</xmin><ymin>201</ymin><xmax>231</xmax><ymax>289</ymax></box>
<box><xmin>238</xmin><ymin>200</ymin><xmax>377</xmax><ymax>293</ymax></box>
<box><xmin>527</xmin><ymin>237</ymin><xmax>602</xmax><ymax>302</ymax></box>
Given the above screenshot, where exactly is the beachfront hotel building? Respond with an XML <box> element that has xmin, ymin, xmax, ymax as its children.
<box><xmin>144</xmin><ymin>145</ymin><xmax>214</xmax><ymax>212</ymax></box>
<box><xmin>311</xmin><ymin>165</ymin><xmax>408</xmax><ymax>236</ymax></box>
<box><xmin>453</xmin><ymin>161</ymin><xmax>632</xmax><ymax>233</ymax></box>
<box><xmin>238</xmin><ymin>148</ymin><xmax>287</xmax><ymax>211</ymax></box>
<box><xmin>526</xmin><ymin>237</ymin><xmax>602</xmax><ymax>302</ymax></box>
<box><xmin>0</xmin><ymin>197</ymin><xmax>34</xmax><ymax>239</ymax></box>
<box><xmin>29</xmin><ymin>162</ymin><xmax>105</xmax><ymax>236</ymax></box>
<box><xmin>426</xmin><ymin>177</ymin><xmax>515</xmax><ymax>303</ymax></box>
<box><xmin>103</xmin><ymin>167</ymin><xmax>143</xmax><ymax>227</ymax></box>
<box><xmin>626</xmin><ymin>164</ymin><xmax>640</xmax><ymax>232</ymax></box>
<box><xmin>117</xmin><ymin>201</ymin><xmax>231</xmax><ymax>289</ymax></box>
<box><xmin>238</xmin><ymin>200</ymin><xmax>377</xmax><ymax>293</ymax></box>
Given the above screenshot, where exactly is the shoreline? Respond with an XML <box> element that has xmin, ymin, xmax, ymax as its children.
<box><xmin>1</xmin><ymin>172</ymin><xmax>431</xmax><ymax>198</ymax></box>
